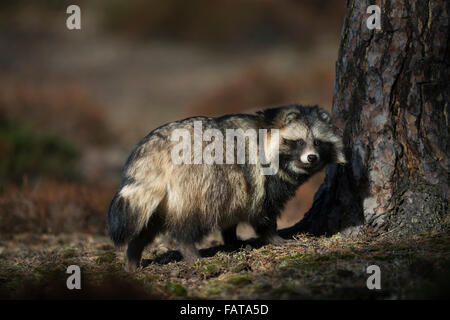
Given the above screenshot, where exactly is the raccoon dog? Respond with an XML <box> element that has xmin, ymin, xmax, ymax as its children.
<box><xmin>107</xmin><ymin>104</ymin><xmax>346</xmax><ymax>271</ymax></box>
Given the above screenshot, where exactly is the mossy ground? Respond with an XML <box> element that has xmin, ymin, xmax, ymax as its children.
<box><xmin>0</xmin><ymin>231</ymin><xmax>449</xmax><ymax>299</ymax></box>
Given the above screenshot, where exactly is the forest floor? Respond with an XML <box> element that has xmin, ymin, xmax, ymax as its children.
<box><xmin>1</xmin><ymin>230</ymin><xmax>449</xmax><ymax>299</ymax></box>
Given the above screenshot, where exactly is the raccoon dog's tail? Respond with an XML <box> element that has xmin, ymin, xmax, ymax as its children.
<box><xmin>107</xmin><ymin>182</ymin><xmax>163</xmax><ymax>246</ymax></box>
<box><xmin>107</xmin><ymin>191</ymin><xmax>133</xmax><ymax>246</ymax></box>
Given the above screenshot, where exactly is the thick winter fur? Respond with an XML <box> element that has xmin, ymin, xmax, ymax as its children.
<box><xmin>107</xmin><ymin>104</ymin><xmax>346</xmax><ymax>271</ymax></box>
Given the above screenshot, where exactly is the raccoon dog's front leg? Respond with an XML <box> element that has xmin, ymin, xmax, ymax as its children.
<box><xmin>221</xmin><ymin>224</ymin><xmax>241</xmax><ymax>247</ymax></box>
<box><xmin>250</xmin><ymin>214</ymin><xmax>286</xmax><ymax>246</ymax></box>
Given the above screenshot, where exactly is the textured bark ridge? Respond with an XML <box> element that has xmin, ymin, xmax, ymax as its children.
<box><xmin>279</xmin><ymin>0</ymin><xmax>449</xmax><ymax>238</ymax></box>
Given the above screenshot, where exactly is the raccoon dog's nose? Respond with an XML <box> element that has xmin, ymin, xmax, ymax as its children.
<box><xmin>307</xmin><ymin>154</ymin><xmax>318</xmax><ymax>163</ymax></box>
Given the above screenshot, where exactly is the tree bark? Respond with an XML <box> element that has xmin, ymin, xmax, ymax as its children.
<box><xmin>279</xmin><ymin>0</ymin><xmax>449</xmax><ymax>238</ymax></box>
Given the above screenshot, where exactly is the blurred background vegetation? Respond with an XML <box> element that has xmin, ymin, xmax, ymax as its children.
<box><xmin>0</xmin><ymin>0</ymin><xmax>345</xmax><ymax>237</ymax></box>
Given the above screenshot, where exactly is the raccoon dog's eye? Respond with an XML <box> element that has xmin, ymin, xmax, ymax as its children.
<box><xmin>297</xmin><ymin>139</ymin><xmax>305</xmax><ymax>146</ymax></box>
<box><xmin>314</xmin><ymin>140</ymin><xmax>321</xmax><ymax>146</ymax></box>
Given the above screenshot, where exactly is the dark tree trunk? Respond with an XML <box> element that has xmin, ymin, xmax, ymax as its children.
<box><xmin>280</xmin><ymin>0</ymin><xmax>449</xmax><ymax>238</ymax></box>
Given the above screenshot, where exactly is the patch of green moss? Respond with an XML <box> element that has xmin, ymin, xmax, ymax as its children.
<box><xmin>226</xmin><ymin>274</ymin><xmax>252</xmax><ymax>286</ymax></box>
<box><xmin>252</xmin><ymin>282</ymin><xmax>272</xmax><ymax>294</ymax></box>
<box><xmin>32</xmin><ymin>266</ymin><xmax>64</xmax><ymax>283</ymax></box>
<box><xmin>145</xmin><ymin>274</ymin><xmax>159</xmax><ymax>283</ymax></box>
<box><xmin>199</xmin><ymin>274</ymin><xmax>252</xmax><ymax>298</ymax></box>
<box><xmin>316</xmin><ymin>252</ymin><xmax>356</xmax><ymax>262</ymax></box>
<box><xmin>279</xmin><ymin>253</ymin><xmax>304</xmax><ymax>261</ymax></box>
<box><xmin>373</xmin><ymin>254</ymin><xmax>398</xmax><ymax>261</ymax></box>
<box><xmin>277</xmin><ymin>259</ymin><xmax>297</xmax><ymax>270</ymax></box>
<box><xmin>195</xmin><ymin>260</ymin><xmax>222</xmax><ymax>276</ymax></box>
<box><xmin>166</xmin><ymin>280</ymin><xmax>187</xmax><ymax>297</ymax></box>
<box><xmin>425</xmin><ymin>236</ymin><xmax>450</xmax><ymax>245</ymax></box>
<box><xmin>271</xmin><ymin>285</ymin><xmax>296</xmax><ymax>297</ymax></box>
<box><xmin>59</xmin><ymin>247</ymin><xmax>78</xmax><ymax>259</ymax></box>
<box><xmin>233</xmin><ymin>251</ymin><xmax>249</xmax><ymax>261</ymax></box>
<box><xmin>232</xmin><ymin>262</ymin><xmax>251</xmax><ymax>273</ymax></box>
<box><xmin>277</xmin><ymin>252</ymin><xmax>357</xmax><ymax>270</ymax></box>
<box><xmin>215</xmin><ymin>251</ymin><xmax>226</xmax><ymax>257</ymax></box>
<box><xmin>201</xmin><ymin>281</ymin><xmax>233</xmax><ymax>297</ymax></box>
<box><xmin>95</xmin><ymin>251</ymin><xmax>116</xmax><ymax>265</ymax></box>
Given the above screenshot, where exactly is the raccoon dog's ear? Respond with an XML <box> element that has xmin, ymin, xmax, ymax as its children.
<box><xmin>318</xmin><ymin>110</ymin><xmax>331</xmax><ymax>123</ymax></box>
<box><xmin>284</xmin><ymin>112</ymin><xmax>298</xmax><ymax>124</ymax></box>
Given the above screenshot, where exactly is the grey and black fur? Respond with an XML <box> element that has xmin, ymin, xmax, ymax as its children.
<box><xmin>107</xmin><ymin>104</ymin><xmax>346</xmax><ymax>271</ymax></box>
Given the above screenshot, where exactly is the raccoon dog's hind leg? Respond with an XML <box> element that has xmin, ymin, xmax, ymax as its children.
<box><xmin>178</xmin><ymin>243</ymin><xmax>200</xmax><ymax>264</ymax></box>
<box><xmin>170</xmin><ymin>213</ymin><xmax>211</xmax><ymax>264</ymax></box>
<box><xmin>107</xmin><ymin>187</ymin><xmax>166</xmax><ymax>271</ymax></box>
<box><xmin>125</xmin><ymin>213</ymin><xmax>165</xmax><ymax>272</ymax></box>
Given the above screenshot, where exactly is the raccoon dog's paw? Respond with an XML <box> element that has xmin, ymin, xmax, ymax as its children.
<box><xmin>124</xmin><ymin>259</ymin><xmax>140</xmax><ymax>272</ymax></box>
<box><xmin>266</xmin><ymin>234</ymin><xmax>287</xmax><ymax>246</ymax></box>
<box><xmin>179</xmin><ymin>243</ymin><xmax>201</xmax><ymax>264</ymax></box>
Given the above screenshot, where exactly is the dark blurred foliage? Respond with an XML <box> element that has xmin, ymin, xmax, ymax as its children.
<box><xmin>0</xmin><ymin>122</ymin><xmax>79</xmax><ymax>185</ymax></box>
<box><xmin>99</xmin><ymin>0</ymin><xmax>344</xmax><ymax>48</ymax></box>
<box><xmin>0</xmin><ymin>83</ymin><xmax>113</xmax><ymax>186</ymax></box>
<box><xmin>0</xmin><ymin>0</ymin><xmax>345</xmax><ymax>47</ymax></box>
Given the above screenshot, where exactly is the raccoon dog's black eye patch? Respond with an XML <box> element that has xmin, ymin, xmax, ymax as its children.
<box><xmin>282</xmin><ymin>138</ymin><xmax>296</xmax><ymax>147</ymax></box>
<box><xmin>314</xmin><ymin>140</ymin><xmax>321</xmax><ymax>146</ymax></box>
<box><xmin>282</xmin><ymin>138</ymin><xmax>305</xmax><ymax>152</ymax></box>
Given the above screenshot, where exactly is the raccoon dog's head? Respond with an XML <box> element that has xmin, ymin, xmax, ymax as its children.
<box><xmin>262</xmin><ymin>105</ymin><xmax>346</xmax><ymax>175</ymax></box>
